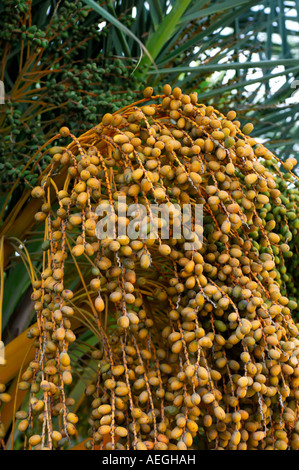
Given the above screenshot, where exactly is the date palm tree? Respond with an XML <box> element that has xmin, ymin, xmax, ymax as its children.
<box><xmin>0</xmin><ymin>0</ymin><xmax>298</xmax><ymax>450</ymax></box>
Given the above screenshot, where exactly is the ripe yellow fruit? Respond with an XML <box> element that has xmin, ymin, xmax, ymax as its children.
<box><xmin>23</xmin><ymin>82</ymin><xmax>299</xmax><ymax>452</ymax></box>
<box><xmin>95</xmin><ymin>296</ymin><xmax>105</xmax><ymax>312</ymax></box>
